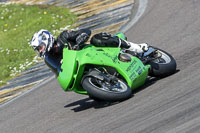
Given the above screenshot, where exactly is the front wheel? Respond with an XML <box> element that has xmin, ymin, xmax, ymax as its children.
<box><xmin>82</xmin><ymin>72</ymin><xmax>132</xmax><ymax>102</ymax></box>
<box><xmin>148</xmin><ymin>48</ymin><xmax>177</xmax><ymax>77</ymax></box>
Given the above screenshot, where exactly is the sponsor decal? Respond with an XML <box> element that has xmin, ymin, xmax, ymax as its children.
<box><xmin>126</xmin><ymin>60</ymin><xmax>137</xmax><ymax>72</ymax></box>
<box><xmin>103</xmin><ymin>52</ymin><xmax>118</xmax><ymax>63</ymax></box>
<box><xmin>136</xmin><ymin>66</ymin><xmax>143</xmax><ymax>75</ymax></box>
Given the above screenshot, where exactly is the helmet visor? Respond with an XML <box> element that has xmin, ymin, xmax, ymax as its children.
<box><xmin>34</xmin><ymin>42</ymin><xmax>46</xmax><ymax>58</ymax></box>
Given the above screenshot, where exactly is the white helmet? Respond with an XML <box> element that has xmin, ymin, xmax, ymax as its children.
<box><xmin>31</xmin><ymin>29</ymin><xmax>55</xmax><ymax>58</ymax></box>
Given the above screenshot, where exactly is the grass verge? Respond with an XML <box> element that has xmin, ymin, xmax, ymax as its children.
<box><xmin>0</xmin><ymin>3</ymin><xmax>77</xmax><ymax>86</ymax></box>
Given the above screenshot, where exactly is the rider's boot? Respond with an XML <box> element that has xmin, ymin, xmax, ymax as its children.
<box><xmin>120</xmin><ymin>39</ymin><xmax>149</xmax><ymax>54</ymax></box>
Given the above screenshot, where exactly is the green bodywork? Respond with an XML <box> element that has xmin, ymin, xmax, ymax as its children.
<box><xmin>57</xmin><ymin>33</ymin><xmax>150</xmax><ymax>94</ymax></box>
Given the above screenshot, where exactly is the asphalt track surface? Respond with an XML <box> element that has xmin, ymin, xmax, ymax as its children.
<box><xmin>1</xmin><ymin>0</ymin><xmax>200</xmax><ymax>132</ymax></box>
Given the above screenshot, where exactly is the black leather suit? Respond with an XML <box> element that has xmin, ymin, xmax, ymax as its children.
<box><xmin>48</xmin><ymin>29</ymin><xmax>129</xmax><ymax>57</ymax></box>
<box><xmin>48</xmin><ymin>28</ymin><xmax>91</xmax><ymax>56</ymax></box>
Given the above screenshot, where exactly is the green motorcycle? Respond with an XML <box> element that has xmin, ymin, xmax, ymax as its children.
<box><xmin>45</xmin><ymin>32</ymin><xmax>176</xmax><ymax>102</ymax></box>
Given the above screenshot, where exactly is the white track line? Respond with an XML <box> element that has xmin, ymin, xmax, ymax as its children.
<box><xmin>121</xmin><ymin>0</ymin><xmax>148</xmax><ymax>32</ymax></box>
<box><xmin>0</xmin><ymin>76</ymin><xmax>55</xmax><ymax>108</ymax></box>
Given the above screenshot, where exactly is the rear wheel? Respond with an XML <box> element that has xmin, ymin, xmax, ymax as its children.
<box><xmin>149</xmin><ymin>48</ymin><xmax>177</xmax><ymax>77</ymax></box>
<box><xmin>82</xmin><ymin>71</ymin><xmax>132</xmax><ymax>102</ymax></box>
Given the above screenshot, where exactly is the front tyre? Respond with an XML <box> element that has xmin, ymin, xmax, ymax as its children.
<box><xmin>82</xmin><ymin>75</ymin><xmax>132</xmax><ymax>102</ymax></box>
<box><xmin>149</xmin><ymin>48</ymin><xmax>177</xmax><ymax>77</ymax></box>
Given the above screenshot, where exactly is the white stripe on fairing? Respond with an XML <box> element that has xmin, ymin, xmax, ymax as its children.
<box><xmin>121</xmin><ymin>0</ymin><xmax>148</xmax><ymax>32</ymax></box>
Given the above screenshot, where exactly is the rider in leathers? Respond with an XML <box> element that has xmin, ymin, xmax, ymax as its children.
<box><xmin>30</xmin><ymin>28</ymin><xmax>148</xmax><ymax>59</ymax></box>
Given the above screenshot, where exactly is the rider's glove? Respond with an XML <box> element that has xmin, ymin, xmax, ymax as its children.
<box><xmin>76</xmin><ymin>33</ymin><xmax>89</xmax><ymax>46</ymax></box>
<box><xmin>72</xmin><ymin>44</ymin><xmax>80</xmax><ymax>50</ymax></box>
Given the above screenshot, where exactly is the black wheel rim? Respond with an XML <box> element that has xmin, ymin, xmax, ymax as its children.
<box><xmin>88</xmin><ymin>77</ymin><xmax>128</xmax><ymax>93</ymax></box>
<box><xmin>153</xmin><ymin>50</ymin><xmax>171</xmax><ymax>64</ymax></box>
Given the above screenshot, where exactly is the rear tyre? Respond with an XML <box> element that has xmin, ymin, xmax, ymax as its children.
<box><xmin>149</xmin><ymin>48</ymin><xmax>177</xmax><ymax>77</ymax></box>
<box><xmin>82</xmin><ymin>72</ymin><xmax>132</xmax><ymax>102</ymax></box>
